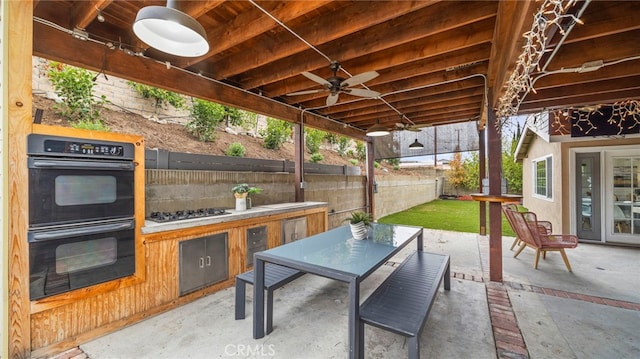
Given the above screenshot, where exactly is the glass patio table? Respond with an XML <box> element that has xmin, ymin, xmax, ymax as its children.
<box><xmin>252</xmin><ymin>223</ymin><xmax>423</xmax><ymax>359</ymax></box>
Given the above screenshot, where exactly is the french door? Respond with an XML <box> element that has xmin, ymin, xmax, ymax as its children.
<box><xmin>576</xmin><ymin>153</ymin><xmax>601</xmax><ymax>241</ymax></box>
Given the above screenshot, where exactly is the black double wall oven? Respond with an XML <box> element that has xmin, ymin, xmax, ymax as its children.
<box><xmin>28</xmin><ymin>134</ymin><xmax>136</xmax><ymax>300</ymax></box>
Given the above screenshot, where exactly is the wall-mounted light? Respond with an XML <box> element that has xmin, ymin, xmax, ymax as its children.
<box><xmin>133</xmin><ymin>0</ymin><xmax>209</xmax><ymax>57</ymax></box>
<box><xmin>366</xmin><ymin>122</ymin><xmax>390</xmax><ymax>137</ymax></box>
<box><xmin>408</xmin><ymin>138</ymin><xmax>424</xmax><ymax>150</ymax></box>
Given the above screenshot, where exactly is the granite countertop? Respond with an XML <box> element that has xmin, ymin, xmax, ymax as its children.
<box><xmin>142</xmin><ymin>201</ymin><xmax>328</xmax><ymax>234</ymax></box>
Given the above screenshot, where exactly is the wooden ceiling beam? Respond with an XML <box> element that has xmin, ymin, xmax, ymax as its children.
<box><xmin>533</xmin><ymin>61</ymin><xmax>640</xmax><ymax>90</ymax></box>
<box><xmin>240</xmin><ymin>11</ymin><xmax>496</xmax><ymax>90</ymax></box>
<box><xmin>522</xmin><ymin>75</ymin><xmax>640</xmax><ymax>105</ymax></box>
<box><xmin>486</xmin><ymin>0</ymin><xmax>538</xmax><ymax>108</ymax></box>
<box><xmin>346</xmin><ymin>101</ymin><xmax>481</xmax><ymax>127</ymax></box>
<box><xmin>212</xmin><ymin>0</ymin><xmax>439</xmax><ymax>80</ymax></box>
<box><xmin>519</xmin><ymin>88</ymin><xmax>640</xmax><ymax>114</ymax></box>
<box><xmin>329</xmin><ymin>87</ymin><xmax>485</xmax><ymax>119</ymax></box>
<box><xmin>323</xmin><ymin>80</ymin><xmax>485</xmax><ymax>118</ymax></box>
<box><xmin>179</xmin><ymin>0</ymin><xmax>226</xmax><ymax>19</ymax></box>
<box><xmin>540</xmin><ymin>30</ymin><xmax>640</xmax><ymax>71</ymax></box>
<box><xmin>191</xmin><ymin>1</ymin><xmax>332</xmax><ymax>64</ymax></box>
<box><xmin>71</xmin><ymin>0</ymin><xmax>112</xmax><ymax>30</ymax></box>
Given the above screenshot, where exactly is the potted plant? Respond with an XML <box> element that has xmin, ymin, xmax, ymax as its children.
<box><xmin>344</xmin><ymin>211</ymin><xmax>372</xmax><ymax>240</ymax></box>
<box><xmin>232</xmin><ymin>183</ymin><xmax>262</xmax><ymax>211</ymax></box>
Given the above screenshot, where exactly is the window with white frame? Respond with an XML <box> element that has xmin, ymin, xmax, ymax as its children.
<box><xmin>533</xmin><ymin>155</ymin><xmax>553</xmax><ymax>198</ymax></box>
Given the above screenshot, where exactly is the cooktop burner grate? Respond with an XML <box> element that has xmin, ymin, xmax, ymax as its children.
<box><xmin>147</xmin><ymin>208</ymin><xmax>230</xmax><ymax>223</ymax></box>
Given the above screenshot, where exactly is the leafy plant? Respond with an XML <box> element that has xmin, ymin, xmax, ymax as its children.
<box><xmin>305</xmin><ymin>128</ymin><xmax>325</xmax><ymax>154</ymax></box>
<box><xmin>260</xmin><ymin>118</ymin><xmax>292</xmax><ymax>150</ymax></box>
<box><xmin>71</xmin><ymin>118</ymin><xmax>110</xmax><ymax>132</ymax></box>
<box><xmin>337</xmin><ymin>136</ymin><xmax>351</xmax><ymax>156</ymax></box>
<box><xmin>186</xmin><ymin>99</ymin><xmax>225</xmax><ymax>142</ymax></box>
<box><xmin>349</xmin><ymin>158</ymin><xmax>359</xmax><ymax>166</ymax></box>
<box><xmin>46</xmin><ymin>61</ymin><xmax>107</xmax><ymax>124</ymax></box>
<box><xmin>127</xmin><ymin>81</ymin><xmax>185</xmax><ymax>113</ymax></box>
<box><xmin>387</xmin><ymin>158</ymin><xmax>400</xmax><ymax>171</ymax></box>
<box><xmin>344</xmin><ymin>211</ymin><xmax>372</xmax><ymax>225</ymax></box>
<box><xmin>309</xmin><ymin>152</ymin><xmax>324</xmax><ymax>163</ymax></box>
<box><xmin>355</xmin><ymin>141</ymin><xmax>366</xmax><ymax>161</ymax></box>
<box><xmin>231</xmin><ymin>183</ymin><xmax>262</xmax><ymax>195</ymax></box>
<box><xmin>374</xmin><ymin>161</ymin><xmax>380</xmax><ymax>169</ymax></box>
<box><xmin>225</xmin><ymin>142</ymin><xmax>246</xmax><ymax>157</ymax></box>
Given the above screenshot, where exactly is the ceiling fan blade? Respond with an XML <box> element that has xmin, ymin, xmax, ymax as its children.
<box><xmin>326</xmin><ymin>93</ymin><xmax>339</xmax><ymax>106</ymax></box>
<box><xmin>347</xmin><ymin>88</ymin><xmax>380</xmax><ymax>98</ymax></box>
<box><xmin>302</xmin><ymin>71</ymin><xmax>331</xmax><ymax>86</ymax></box>
<box><xmin>341</xmin><ymin>71</ymin><xmax>379</xmax><ymax>87</ymax></box>
<box><xmin>286</xmin><ymin>89</ymin><xmax>325</xmax><ymax>96</ymax></box>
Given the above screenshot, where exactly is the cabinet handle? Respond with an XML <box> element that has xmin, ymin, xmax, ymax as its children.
<box><xmin>199</xmin><ymin>257</ymin><xmax>205</xmax><ymax>268</ymax></box>
<box><xmin>206</xmin><ymin>256</ymin><xmax>211</xmax><ymax>266</ymax></box>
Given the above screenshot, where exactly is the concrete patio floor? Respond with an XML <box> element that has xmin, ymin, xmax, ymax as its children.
<box><xmin>61</xmin><ymin>229</ymin><xmax>639</xmax><ymax>359</ymax></box>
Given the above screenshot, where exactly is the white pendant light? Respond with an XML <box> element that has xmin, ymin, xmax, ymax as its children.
<box><xmin>133</xmin><ymin>1</ymin><xmax>209</xmax><ymax>57</ymax></box>
<box><xmin>409</xmin><ymin>138</ymin><xmax>424</xmax><ymax>150</ymax></box>
<box><xmin>366</xmin><ymin>122</ymin><xmax>390</xmax><ymax>137</ymax></box>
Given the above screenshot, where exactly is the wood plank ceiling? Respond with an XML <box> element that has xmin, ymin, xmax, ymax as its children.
<box><xmin>32</xmin><ymin>1</ymin><xmax>640</xmax><ymax>140</ymax></box>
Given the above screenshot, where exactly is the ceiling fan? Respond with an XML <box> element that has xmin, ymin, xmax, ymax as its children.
<box><xmin>286</xmin><ymin>61</ymin><xmax>380</xmax><ymax>106</ymax></box>
<box><xmin>394</xmin><ymin>116</ymin><xmax>421</xmax><ymax>132</ymax></box>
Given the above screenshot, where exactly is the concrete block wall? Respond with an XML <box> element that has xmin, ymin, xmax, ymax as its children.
<box><xmin>374</xmin><ymin>175</ymin><xmax>439</xmax><ymax>219</ymax></box>
<box><xmin>145</xmin><ymin>169</ymin><xmax>438</xmax><ymax>229</ymax></box>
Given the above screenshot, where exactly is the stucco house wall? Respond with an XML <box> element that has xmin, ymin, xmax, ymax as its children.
<box><xmin>521</xmin><ymin>135</ymin><xmax>564</xmax><ymax>232</ymax></box>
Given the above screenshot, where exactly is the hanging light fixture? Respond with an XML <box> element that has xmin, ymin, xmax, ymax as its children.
<box><xmin>366</xmin><ymin>121</ymin><xmax>390</xmax><ymax>137</ymax></box>
<box><xmin>133</xmin><ymin>0</ymin><xmax>209</xmax><ymax>57</ymax></box>
<box><xmin>409</xmin><ymin>138</ymin><xmax>424</xmax><ymax>150</ymax></box>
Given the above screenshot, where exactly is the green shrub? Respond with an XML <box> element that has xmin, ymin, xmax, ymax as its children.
<box><xmin>71</xmin><ymin>118</ymin><xmax>110</xmax><ymax>132</ymax></box>
<box><xmin>225</xmin><ymin>142</ymin><xmax>246</xmax><ymax>157</ymax></box>
<box><xmin>355</xmin><ymin>141</ymin><xmax>366</xmax><ymax>161</ymax></box>
<box><xmin>325</xmin><ymin>133</ymin><xmax>338</xmax><ymax>145</ymax></box>
<box><xmin>260</xmin><ymin>118</ymin><xmax>292</xmax><ymax>150</ymax></box>
<box><xmin>387</xmin><ymin>158</ymin><xmax>400</xmax><ymax>170</ymax></box>
<box><xmin>346</xmin><ymin>149</ymin><xmax>355</xmax><ymax>158</ymax></box>
<box><xmin>127</xmin><ymin>81</ymin><xmax>185</xmax><ymax>112</ymax></box>
<box><xmin>46</xmin><ymin>62</ymin><xmax>107</xmax><ymax>124</ymax></box>
<box><xmin>309</xmin><ymin>152</ymin><xmax>324</xmax><ymax>163</ymax></box>
<box><xmin>374</xmin><ymin>161</ymin><xmax>380</xmax><ymax>169</ymax></box>
<box><xmin>349</xmin><ymin>158</ymin><xmax>359</xmax><ymax>166</ymax></box>
<box><xmin>186</xmin><ymin>99</ymin><xmax>225</xmax><ymax>142</ymax></box>
<box><xmin>305</xmin><ymin>128</ymin><xmax>325</xmax><ymax>154</ymax></box>
<box><xmin>337</xmin><ymin>136</ymin><xmax>351</xmax><ymax>156</ymax></box>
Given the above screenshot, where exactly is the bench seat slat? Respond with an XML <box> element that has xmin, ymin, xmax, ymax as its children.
<box><xmin>360</xmin><ymin>251</ymin><xmax>450</xmax><ymax>337</ymax></box>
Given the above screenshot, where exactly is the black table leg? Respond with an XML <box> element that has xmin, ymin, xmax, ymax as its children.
<box><xmin>253</xmin><ymin>257</ymin><xmax>265</xmax><ymax>339</ymax></box>
<box><xmin>349</xmin><ymin>278</ymin><xmax>360</xmax><ymax>359</ymax></box>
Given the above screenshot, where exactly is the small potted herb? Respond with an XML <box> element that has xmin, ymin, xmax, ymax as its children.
<box><xmin>232</xmin><ymin>183</ymin><xmax>262</xmax><ymax>211</ymax></box>
<box><xmin>344</xmin><ymin>211</ymin><xmax>372</xmax><ymax>240</ymax></box>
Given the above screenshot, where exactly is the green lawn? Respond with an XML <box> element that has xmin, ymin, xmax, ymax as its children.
<box><xmin>378</xmin><ymin>199</ymin><xmax>516</xmax><ymax>237</ymax></box>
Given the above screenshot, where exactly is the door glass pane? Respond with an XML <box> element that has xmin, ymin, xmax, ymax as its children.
<box><xmin>612</xmin><ymin>158</ymin><xmax>638</xmax><ymax>235</ymax></box>
<box><xmin>580</xmin><ymin>158</ymin><xmax>593</xmax><ymax>231</ymax></box>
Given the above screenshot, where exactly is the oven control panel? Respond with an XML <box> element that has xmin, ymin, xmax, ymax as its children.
<box><xmin>28</xmin><ymin>134</ymin><xmax>135</xmax><ymax>160</ymax></box>
<box><xmin>44</xmin><ymin>139</ymin><xmax>124</xmax><ymax>156</ymax></box>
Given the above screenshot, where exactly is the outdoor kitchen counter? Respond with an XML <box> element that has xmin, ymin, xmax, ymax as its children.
<box><xmin>141</xmin><ymin>201</ymin><xmax>328</xmax><ymax>234</ymax></box>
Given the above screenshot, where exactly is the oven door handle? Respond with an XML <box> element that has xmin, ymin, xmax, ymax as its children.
<box><xmin>28</xmin><ymin>158</ymin><xmax>134</xmax><ymax>171</ymax></box>
<box><xmin>28</xmin><ymin>221</ymin><xmax>135</xmax><ymax>242</ymax></box>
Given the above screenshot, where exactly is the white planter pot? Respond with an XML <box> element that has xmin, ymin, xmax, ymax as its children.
<box><xmin>349</xmin><ymin>222</ymin><xmax>368</xmax><ymax>240</ymax></box>
<box><xmin>235</xmin><ymin>198</ymin><xmax>247</xmax><ymax>211</ymax></box>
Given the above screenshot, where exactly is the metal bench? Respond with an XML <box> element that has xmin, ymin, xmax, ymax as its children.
<box><xmin>358</xmin><ymin>251</ymin><xmax>450</xmax><ymax>359</ymax></box>
<box><xmin>235</xmin><ymin>263</ymin><xmax>304</xmax><ymax>334</ymax></box>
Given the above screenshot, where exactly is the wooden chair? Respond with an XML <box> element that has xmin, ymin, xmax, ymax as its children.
<box><xmin>502</xmin><ymin>203</ymin><xmax>552</xmax><ymax>250</ymax></box>
<box><xmin>502</xmin><ymin>205</ymin><xmax>578</xmax><ymax>272</ymax></box>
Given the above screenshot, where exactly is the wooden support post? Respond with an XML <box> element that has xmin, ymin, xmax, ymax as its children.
<box><xmin>487</xmin><ymin>106</ymin><xmax>503</xmax><ymax>282</ymax></box>
<box><xmin>294</xmin><ymin>119</ymin><xmax>304</xmax><ymax>202</ymax></box>
<box><xmin>366</xmin><ymin>140</ymin><xmax>375</xmax><ymax>217</ymax></box>
<box><xmin>478</xmin><ymin>126</ymin><xmax>487</xmax><ymax>235</ymax></box>
<box><xmin>5</xmin><ymin>1</ymin><xmax>34</xmax><ymax>357</ymax></box>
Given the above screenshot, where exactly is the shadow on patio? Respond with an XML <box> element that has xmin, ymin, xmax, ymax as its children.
<box><xmin>61</xmin><ymin>229</ymin><xmax>639</xmax><ymax>359</ymax></box>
